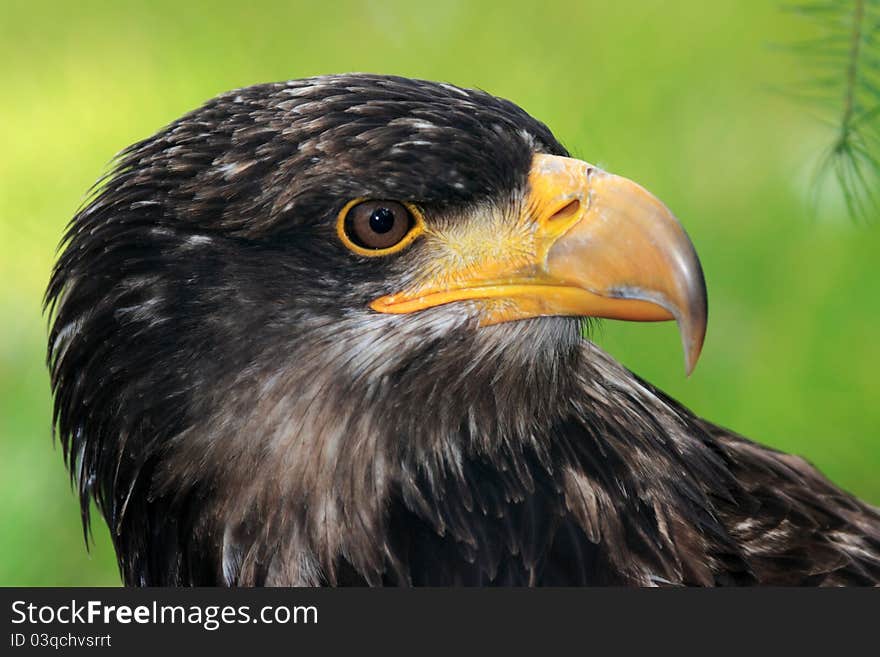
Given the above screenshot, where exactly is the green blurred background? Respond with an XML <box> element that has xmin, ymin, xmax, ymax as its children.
<box><xmin>1</xmin><ymin>0</ymin><xmax>877</xmax><ymax>586</ymax></box>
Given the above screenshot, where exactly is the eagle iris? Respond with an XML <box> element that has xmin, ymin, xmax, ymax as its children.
<box><xmin>343</xmin><ymin>200</ymin><xmax>415</xmax><ymax>251</ymax></box>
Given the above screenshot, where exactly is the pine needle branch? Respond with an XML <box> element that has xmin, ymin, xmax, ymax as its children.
<box><xmin>784</xmin><ymin>0</ymin><xmax>880</xmax><ymax>223</ymax></box>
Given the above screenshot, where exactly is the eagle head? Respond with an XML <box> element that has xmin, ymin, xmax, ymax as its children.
<box><xmin>47</xmin><ymin>74</ymin><xmax>706</xmax><ymax>585</ymax></box>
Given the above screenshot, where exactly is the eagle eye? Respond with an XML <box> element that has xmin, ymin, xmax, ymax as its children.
<box><xmin>337</xmin><ymin>199</ymin><xmax>424</xmax><ymax>256</ymax></box>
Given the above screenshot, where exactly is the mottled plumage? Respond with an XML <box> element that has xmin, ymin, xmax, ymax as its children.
<box><xmin>46</xmin><ymin>74</ymin><xmax>880</xmax><ymax>586</ymax></box>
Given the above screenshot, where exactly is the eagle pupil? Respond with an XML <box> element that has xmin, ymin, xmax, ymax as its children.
<box><xmin>369</xmin><ymin>207</ymin><xmax>396</xmax><ymax>234</ymax></box>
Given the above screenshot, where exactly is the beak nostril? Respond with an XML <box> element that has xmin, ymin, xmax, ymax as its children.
<box><xmin>547</xmin><ymin>199</ymin><xmax>580</xmax><ymax>223</ymax></box>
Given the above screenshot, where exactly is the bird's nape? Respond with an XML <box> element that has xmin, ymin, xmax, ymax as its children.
<box><xmin>45</xmin><ymin>74</ymin><xmax>880</xmax><ymax>586</ymax></box>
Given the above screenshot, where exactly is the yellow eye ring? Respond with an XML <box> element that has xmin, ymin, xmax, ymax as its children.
<box><xmin>336</xmin><ymin>198</ymin><xmax>426</xmax><ymax>257</ymax></box>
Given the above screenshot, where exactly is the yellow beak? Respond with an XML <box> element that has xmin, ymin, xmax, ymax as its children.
<box><xmin>371</xmin><ymin>154</ymin><xmax>708</xmax><ymax>374</ymax></box>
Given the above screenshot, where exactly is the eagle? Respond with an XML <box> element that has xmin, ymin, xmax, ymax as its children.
<box><xmin>46</xmin><ymin>74</ymin><xmax>880</xmax><ymax>586</ymax></box>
